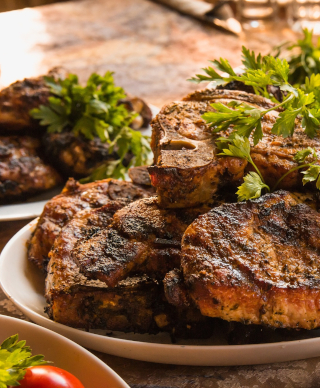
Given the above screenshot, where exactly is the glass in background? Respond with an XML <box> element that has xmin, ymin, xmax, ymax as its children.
<box><xmin>237</xmin><ymin>0</ymin><xmax>278</xmax><ymax>30</ymax></box>
<box><xmin>288</xmin><ymin>0</ymin><xmax>320</xmax><ymax>34</ymax></box>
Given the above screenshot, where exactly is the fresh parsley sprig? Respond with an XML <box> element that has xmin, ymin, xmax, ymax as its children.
<box><xmin>0</xmin><ymin>334</ymin><xmax>48</xmax><ymax>388</ymax></box>
<box><xmin>190</xmin><ymin>47</ymin><xmax>320</xmax><ymax>144</ymax></box>
<box><xmin>217</xmin><ymin>135</ymin><xmax>270</xmax><ymax>200</ymax></box>
<box><xmin>218</xmin><ymin>135</ymin><xmax>320</xmax><ymax>201</ymax></box>
<box><xmin>275</xmin><ymin>29</ymin><xmax>320</xmax><ymax>86</ymax></box>
<box><xmin>30</xmin><ymin>72</ymin><xmax>151</xmax><ymax>181</ymax></box>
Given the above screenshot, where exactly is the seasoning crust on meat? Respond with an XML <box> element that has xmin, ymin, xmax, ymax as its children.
<box><xmin>181</xmin><ymin>191</ymin><xmax>320</xmax><ymax>329</ymax></box>
<box><xmin>28</xmin><ymin>178</ymin><xmax>154</xmax><ymax>271</ymax></box>
<box><xmin>0</xmin><ymin>136</ymin><xmax>62</xmax><ymax>203</ymax></box>
<box><xmin>73</xmin><ymin>196</ymin><xmax>216</xmax><ymax>287</ymax></box>
<box><xmin>46</xmin><ymin>201</ymin><xmax>214</xmax><ymax>337</ymax></box>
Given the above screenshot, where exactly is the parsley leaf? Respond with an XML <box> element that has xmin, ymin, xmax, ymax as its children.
<box><xmin>294</xmin><ymin>147</ymin><xmax>317</xmax><ymax>163</ymax></box>
<box><xmin>301</xmin><ymin>164</ymin><xmax>320</xmax><ymax>188</ymax></box>
<box><xmin>0</xmin><ymin>334</ymin><xmax>48</xmax><ymax>388</ymax></box>
<box><xmin>237</xmin><ymin>172</ymin><xmax>270</xmax><ymax>201</ymax></box>
<box><xmin>218</xmin><ymin>134</ymin><xmax>251</xmax><ymax>161</ymax></box>
<box><xmin>241</xmin><ymin>46</ymin><xmax>263</xmax><ymax>70</ymax></box>
<box><xmin>271</xmin><ymin>108</ymin><xmax>301</xmax><ymax>137</ymax></box>
<box><xmin>217</xmin><ymin>135</ymin><xmax>270</xmax><ymax>200</ymax></box>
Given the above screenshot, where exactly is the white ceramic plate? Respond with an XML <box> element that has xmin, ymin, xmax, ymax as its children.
<box><xmin>2</xmin><ymin>220</ymin><xmax>320</xmax><ymax>366</ymax></box>
<box><xmin>0</xmin><ymin>315</ymin><xmax>129</xmax><ymax>388</ymax></box>
<box><xmin>0</xmin><ymin>105</ymin><xmax>159</xmax><ymax>222</ymax></box>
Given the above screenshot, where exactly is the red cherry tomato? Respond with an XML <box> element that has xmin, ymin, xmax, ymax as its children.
<box><xmin>18</xmin><ymin>365</ymin><xmax>85</xmax><ymax>388</ymax></box>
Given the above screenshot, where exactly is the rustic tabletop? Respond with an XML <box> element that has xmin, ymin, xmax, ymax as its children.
<box><xmin>1</xmin><ymin>0</ymin><xmax>320</xmax><ymax>387</ymax></box>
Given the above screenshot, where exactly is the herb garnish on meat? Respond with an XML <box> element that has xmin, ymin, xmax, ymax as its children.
<box><xmin>30</xmin><ymin>72</ymin><xmax>151</xmax><ymax>181</ymax></box>
<box><xmin>0</xmin><ymin>334</ymin><xmax>47</xmax><ymax>388</ymax></box>
<box><xmin>190</xmin><ymin>39</ymin><xmax>320</xmax><ymax>201</ymax></box>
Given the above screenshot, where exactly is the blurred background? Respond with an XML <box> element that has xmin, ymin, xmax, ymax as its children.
<box><xmin>0</xmin><ymin>0</ymin><xmax>69</xmax><ymax>12</ymax></box>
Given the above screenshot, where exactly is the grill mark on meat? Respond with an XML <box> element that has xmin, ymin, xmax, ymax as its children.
<box><xmin>72</xmin><ymin>195</ymin><xmax>231</xmax><ymax>287</ymax></box>
<box><xmin>28</xmin><ymin>178</ymin><xmax>154</xmax><ymax>272</ymax></box>
<box><xmin>181</xmin><ymin>191</ymin><xmax>320</xmax><ymax>329</ymax></box>
<box><xmin>45</xmin><ymin>201</ymin><xmax>215</xmax><ymax>337</ymax></box>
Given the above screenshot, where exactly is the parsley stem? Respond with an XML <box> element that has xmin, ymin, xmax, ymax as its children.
<box><xmin>272</xmin><ymin>163</ymin><xmax>310</xmax><ymax>191</ymax></box>
<box><xmin>260</xmin><ymin>92</ymin><xmax>295</xmax><ymax>117</ymax></box>
<box><xmin>248</xmin><ymin>157</ymin><xmax>270</xmax><ymax>191</ymax></box>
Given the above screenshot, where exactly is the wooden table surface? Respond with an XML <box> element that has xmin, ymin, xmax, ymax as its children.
<box><xmin>1</xmin><ymin>1</ymin><xmax>320</xmax><ymax>387</ymax></box>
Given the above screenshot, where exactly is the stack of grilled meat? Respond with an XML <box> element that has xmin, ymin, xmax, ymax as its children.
<box><xmin>28</xmin><ymin>88</ymin><xmax>320</xmax><ymax>343</ymax></box>
<box><xmin>0</xmin><ymin>69</ymin><xmax>152</xmax><ymax>203</ymax></box>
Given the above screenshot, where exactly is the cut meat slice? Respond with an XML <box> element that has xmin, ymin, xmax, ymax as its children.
<box><xmin>28</xmin><ymin>177</ymin><xmax>154</xmax><ymax>271</ymax></box>
<box><xmin>181</xmin><ymin>191</ymin><xmax>320</xmax><ymax>329</ymax></box>
<box><xmin>149</xmin><ymin>89</ymin><xmax>320</xmax><ymax>208</ymax></box>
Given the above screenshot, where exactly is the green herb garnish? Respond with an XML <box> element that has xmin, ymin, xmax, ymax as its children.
<box><xmin>275</xmin><ymin>29</ymin><xmax>320</xmax><ymax>86</ymax></box>
<box><xmin>217</xmin><ymin>135</ymin><xmax>270</xmax><ymax>200</ymax></box>
<box><xmin>189</xmin><ymin>38</ymin><xmax>320</xmax><ymax>201</ymax></box>
<box><xmin>30</xmin><ymin>72</ymin><xmax>151</xmax><ymax>181</ymax></box>
<box><xmin>0</xmin><ymin>334</ymin><xmax>48</xmax><ymax>388</ymax></box>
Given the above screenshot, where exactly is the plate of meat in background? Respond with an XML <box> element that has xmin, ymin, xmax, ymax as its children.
<box><xmin>0</xmin><ymin>69</ymin><xmax>158</xmax><ymax>221</ymax></box>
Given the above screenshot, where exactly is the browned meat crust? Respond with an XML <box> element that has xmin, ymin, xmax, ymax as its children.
<box><xmin>41</xmin><ymin>132</ymin><xmax>120</xmax><ymax>177</ymax></box>
<box><xmin>46</xmin><ymin>202</ymin><xmax>214</xmax><ymax>337</ymax></box>
<box><xmin>72</xmin><ymin>194</ymin><xmax>231</xmax><ymax>287</ymax></box>
<box><xmin>149</xmin><ymin>89</ymin><xmax>320</xmax><ymax>208</ymax></box>
<box><xmin>128</xmin><ymin>165</ymin><xmax>151</xmax><ymax>186</ymax></box>
<box><xmin>0</xmin><ymin>136</ymin><xmax>62</xmax><ymax>203</ymax></box>
<box><xmin>28</xmin><ymin>178</ymin><xmax>154</xmax><ymax>271</ymax></box>
<box><xmin>0</xmin><ymin>68</ymin><xmax>65</xmax><ymax>134</ymax></box>
<box><xmin>181</xmin><ymin>190</ymin><xmax>320</xmax><ymax>329</ymax></box>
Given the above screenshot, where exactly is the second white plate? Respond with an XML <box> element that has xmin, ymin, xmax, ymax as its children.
<box><xmin>2</xmin><ymin>220</ymin><xmax>320</xmax><ymax>366</ymax></box>
<box><xmin>0</xmin><ymin>315</ymin><xmax>129</xmax><ymax>388</ymax></box>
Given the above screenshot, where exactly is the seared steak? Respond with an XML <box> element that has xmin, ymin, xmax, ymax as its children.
<box><xmin>149</xmin><ymin>89</ymin><xmax>320</xmax><ymax>208</ymax></box>
<box><xmin>0</xmin><ymin>136</ymin><xmax>62</xmax><ymax>203</ymax></box>
<box><xmin>46</xmin><ymin>201</ymin><xmax>214</xmax><ymax>337</ymax></box>
<box><xmin>181</xmin><ymin>190</ymin><xmax>320</xmax><ymax>329</ymax></box>
<box><xmin>28</xmin><ymin>178</ymin><xmax>154</xmax><ymax>271</ymax></box>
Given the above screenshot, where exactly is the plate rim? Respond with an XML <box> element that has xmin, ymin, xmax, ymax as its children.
<box><xmin>2</xmin><ymin>219</ymin><xmax>320</xmax><ymax>366</ymax></box>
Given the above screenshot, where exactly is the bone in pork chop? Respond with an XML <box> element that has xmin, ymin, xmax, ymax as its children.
<box><xmin>28</xmin><ymin>178</ymin><xmax>154</xmax><ymax>272</ymax></box>
<box><xmin>149</xmin><ymin>89</ymin><xmax>320</xmax><ymax>208</ymax></box>
<box><xmin>181</xmin><ymin>190</ymin><xmax>320</xmax><ymax>330</ymax></box>
<box><xmin>0</xmin><ymin>136</ymin><xmax>62</xmax><ymax>203</ymax></box>
<box><xmin>46</xmin><ymin>201</ymin><xmax>214</xmax><ymax>337</ymax></box>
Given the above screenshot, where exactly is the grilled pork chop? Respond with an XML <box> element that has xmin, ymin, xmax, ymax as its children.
<box><xmin>0</xmin><ymin>136</ymin><xmax>62</xmax><ymax>203</ymax></box>
<box><xmin>149</xmin><ymin>89</ymin><xmax>320</xmax><ymax>208</ymax></box>
<box><xmin>181</xmin><ymin>190</ymin><xmax>320</xmax><ymax>330</ymax></box>
<box><xmin>28</xmin><ymin>178</ymin><xmax>154</xmax><ymax>271</ymax></box>
<box><xmin>46</xmin><ymin>201</ymin><xmax>213</xmax><ymax>336</ymax></box>
<box><xmin>72</xmin><ymin>192</ymin><xmax>234</xmax><ymax>287</ymax></box>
